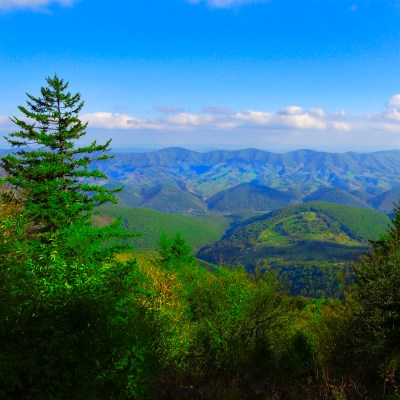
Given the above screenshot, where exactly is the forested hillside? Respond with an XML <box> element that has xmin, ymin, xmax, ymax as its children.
<box><xmin>206</xmin><ymin>182</ymin><xmax>298</xmax><ymax>212</ymax></box>
<box><xmin>198</xmin><ymin>201</ymin><xmax>390</xmax><ymax>265</ymax></box>
<box><xmin>303</xmin><ymin>187</ymin><xmax>371</xmax><ymax>209</ymax></box>
<box><xmin>97</xmin><ymin>205</ymin><xmax>230</xmax><ymax>251</ymax></box>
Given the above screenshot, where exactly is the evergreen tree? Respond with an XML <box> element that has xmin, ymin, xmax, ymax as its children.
<box><xmin>0</xmin><ymin>77</ymin><xmax>148</xmax><ymax>398</ymax></box>
<box><xmin>159</xmin><ymin>232</ymin><xmax>195</xmax><ymax>268</ymax></box>
<box><xmin>0</xmin><ymin>75</ymin><xmax>120</xmax><ymax>233</ymax></box>
<box><xmin>370</xmin><ymin>200</ymin><xmax>400</xmax><ymax>254</ymax></box>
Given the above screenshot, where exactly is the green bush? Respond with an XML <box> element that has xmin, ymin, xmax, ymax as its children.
<box><xmin>0</xmin><ymin>210</ymin><xmax>154</xmax><ymax>399</ymax></box>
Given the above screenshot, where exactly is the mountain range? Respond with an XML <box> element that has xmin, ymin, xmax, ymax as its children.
<box><xmin>91</xmin><ymin>147</ymin><xmax>400</xmax><ymax>213</ymax></box>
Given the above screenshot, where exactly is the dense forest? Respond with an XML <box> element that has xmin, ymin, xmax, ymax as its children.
<box><xmin>1</xmin><ymin>76</ymin><xmax>400</xmax><ymax>399</ymax></box>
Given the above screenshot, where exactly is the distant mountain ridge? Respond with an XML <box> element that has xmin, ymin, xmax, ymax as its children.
<box><xmin>3</xmin><ymin>147</ymin><xmax>400</xmax><ymax>213</ymax></box>
<box><xmin>98</xmin><ymin>147</ymin><xmax>400</xmax><ymax>213</ymax></box>
<box><xmin>98</xmin><ymin>147</ymin><xmax>400</xmax><ymax>169</ymax></box>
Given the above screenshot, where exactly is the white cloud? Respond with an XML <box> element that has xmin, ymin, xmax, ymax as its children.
<box><xmin>2</xmin><ymin>97</ymin><xmax>400</xmax><ymax>153</ymax></box>
<box><xmin>80</xmin><ymin>106</ymin><xmax>351</xmax><ymax>132</ymax></box>
<box><xmin>234</xmin><ymin>110</ymin><xmax>273</xmax><ymax>125</ymax></box>
<box><xmin>277</xmin><ymin>106</ymin><xmax>304</xmax><ymax>116</ymax></box>
<box><xmin>376</xmin><ymin>94</ymin><xmax>400</xmax><ymax>123</ymax></box>
<box><xmin>160</xmin><ymin>112</ymin><xmax>216</xmax><ymax>127</ymax></box>
<box><xmin>5</xmin><ymin>95</ymin><xmax>400</xmax><ymax>152</ymax></box>
<box><xmin>81</xmin><ymin>112</ymin><xmax>164</xmax><ymax>130</ymax></box>
<box><xmin>387</xmin><ymin>94</ymin><xmax>400</xmax><ymax>110</ymax></box>
<box><xmin>215</xmin><ymin>122</ymin><xmax>237</xmax><ymax>129</ymax></box>
<box><xmin>309</xmin><ymin>108</ymin><xmax>325</xmax><ymax>117</ymax></box>
<box><xmin>234</xmin><ymin>108</ymin><xmax>327</xmax><ymax>130</ymax></box>
<box><xmin>187</xmin><ymin>0</ymin><xmax>265</xmax><ymax>9</ymax></box>
<box><xmin>0</xmin><ymin>0</ymin><xmax>76</xmax><ymax>11</ymax></box>
<box><xmin>330</xmin><ymin>122</ymin><xmax>352</xmax><ymax>131</ymax></box>
<box><xmin>383</xmin><ymin>108</ymin><xmax>400</xmax><ymax>122</ymax></box>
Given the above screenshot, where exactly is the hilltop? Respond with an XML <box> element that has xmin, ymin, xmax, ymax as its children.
<box><xmin>197</xmin><ymin>201</ymin><xmax>390</xmax><ymax>266</ymax></box>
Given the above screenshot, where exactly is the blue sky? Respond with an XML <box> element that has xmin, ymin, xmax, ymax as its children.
<box><xmin>1</xmin><ymin>0</ymin><xmax>400</xmax><ymax>152</ymax></box>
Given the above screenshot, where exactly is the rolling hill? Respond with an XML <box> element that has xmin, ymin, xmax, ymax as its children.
<box><xmin>197</xmin><ymin>201</ymin><xmax>390</xmax><ymax>266</ymax></box>
<box><xmin>104</xmin><ymin>183</ymin><xmax>208</xmax><ymax>213</ymax></box>
<box><xmin>139</xmin><ymin>185</ymin><xmax>207</xmax><ymax>213</ymax></box>
<box><xmin>206</xmin><ymin>182</ymin><xmax>298</xmax><ymax>212</ymax></box>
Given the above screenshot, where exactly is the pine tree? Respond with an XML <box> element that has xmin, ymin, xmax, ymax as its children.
<box><xmin>159</xmin><ymin>232</ymin><xmax>194</xmax><ymax>268</ymax></box>
<box><xmin>369</xmin><ymin>201</ymin><xmax>400</xmax><ymax>255</ymax></box>
<box><xmin>0</xmin><ymin>75</ymin><xmax>120</xmax><ymax>233</ymax></box>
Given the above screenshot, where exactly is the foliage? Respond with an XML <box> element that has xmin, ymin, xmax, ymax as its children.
<box><xmin>336</xmin><ymin>242</ymin><xmax>400</xmax><ymax>395</ymax></box>
<box><xmin>0</xmin><ymin>75</ymin><xmax>120</xmax><ymax>233</ymax></box>
<box><xmin>159</xmin><ymin>232</ymin><xmax>195</xmax><ymax>268</ymax></box>
<box><xmin>133</xmin><ymin>252</ymin><xmax>287</xmax><ymax>398</ymax></box>
<box><xmin>314</xmin><ymin>199</ymin><xmax>400</xmax><ymax>397</ymax></box>
<box><xmin>371</xmin><ymin>199</ymin><xmax>400</xmax><ymax>254</ymax></box>
<box><xmin>256</xmin><ymin>258</ymin><xmax>354</xmax><ymax>298</ymax></box>
<box><xmin>1</xmin><ymin>197</ymin><xmax>397</xmax><ymax>399</ymax></box>
<box><xmin>0</xmin><ymin>76</ymin><xmax>149</xmax><ymax>399</ymax></box>
<box><xmin>198</xmin><ymin>201</ymin><xmax>389</xmax><ymax>298</ymax></box>
<box><xmin>0</xmin><ymin>208</ymin><xmax>154</xmax><ymax>399</ymax></box>
<box><xmin>225</xmin><ymin>201</ymin><xmax>389</xmax><ymax>246</ymax></box>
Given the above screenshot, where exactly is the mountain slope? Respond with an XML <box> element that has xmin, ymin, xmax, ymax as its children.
<box><xmin>97</xmin><ymin>206</ymin><xmax>229</xmax><ymax>251</ymax></box>
<box><xmin>303</xmin><ymin>187</ymin><xmax>371</xmax><ymax>209</ymax></box>
<box><xmin>369</xmin><ymin>187</ymin><xmax>400</xmax><ymax>212</ymax></box>
<box><xmin>206</xmin><ymin>182</ymin><xmax>297</xmax><ymax>212</ymax></box>
<box><xmin>139</xmin><ymin>185</ymin><xmax>207</xmax><ymax>213</ymax></box>
<box><xmin>197</xmin><ymin>202</ymin><xmax>390</xmax><ymax>265</ymax></box>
